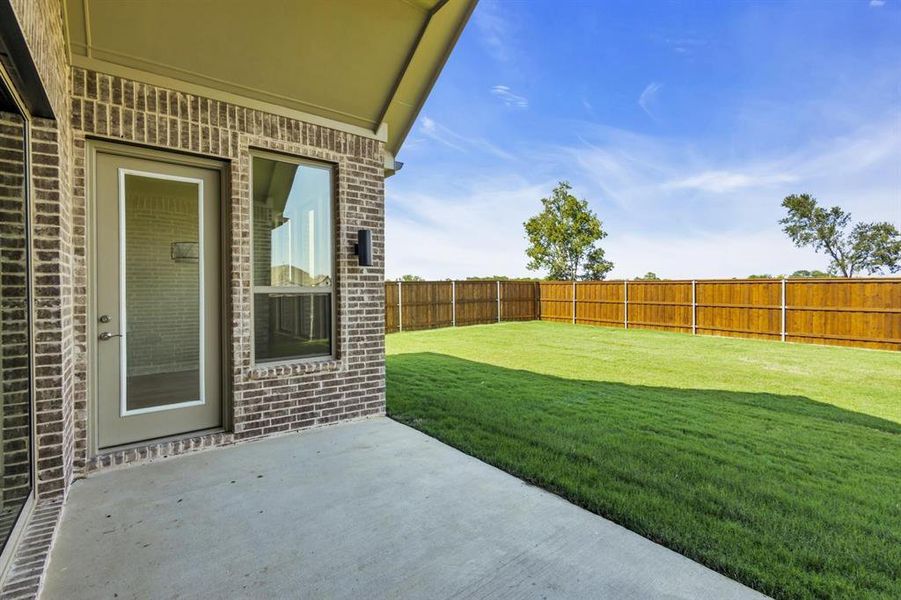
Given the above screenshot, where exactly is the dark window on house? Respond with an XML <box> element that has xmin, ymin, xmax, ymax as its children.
<box><xmin>0</xmin><ymin>81</ymin><xmax>32</xmax><ymax>551</ymax></box>
<box><xmin>252</xmin><ymin>155</ymin><xmax>334</xmax><ymax>362</ymax></box>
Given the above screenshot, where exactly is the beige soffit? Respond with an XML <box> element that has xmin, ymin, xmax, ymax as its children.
<box><xmin>63</xmin><ymin>0</ymin><xmax>477</xmax><ymax>154</ymax></box>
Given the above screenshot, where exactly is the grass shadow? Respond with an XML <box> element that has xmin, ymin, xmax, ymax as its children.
<box><xmin>387</xmin><ymin>352</ymin><xmax>901</xmax><ymax>600</ymax></box>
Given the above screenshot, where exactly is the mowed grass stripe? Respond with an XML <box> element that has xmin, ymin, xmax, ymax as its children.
<box><xmin>386</xmin><ymin>321</ymin><xmax>900</xmax><ymax>599</ymax></box>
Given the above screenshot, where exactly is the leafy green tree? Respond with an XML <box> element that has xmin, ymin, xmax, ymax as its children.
<box><xmin>789</xmin><ymin>269</ymin><xmax>833</xmax><ymax>279</ymax></box>
<box><xmin>747</xmin><ymin>274</ymin><xmax>776</xmax><ymax>279</ymax></box>
<box><xmin>524</xmin><ymin>181</ymin><xmax>613</xmax><ymax>281</ymax></box>
<box><xmin>780</xmin><ymin>194</ymin><xmax>901</xmax><ymax>277</ymax></box>
<box><xmin>634</xmin><ymin>272</ymin><xmax>660</xmax><ymax>281</ymax></box>
<box><xmin>398</xmin><ymin>274</ymin><xmax>424</xmax><ymax>282</ymax></box>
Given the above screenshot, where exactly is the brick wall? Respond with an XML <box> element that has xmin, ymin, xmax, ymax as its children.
<box><xmin>9</xmin><ymin>0</ymin><xmax>76</xmax><ymax>501</ymax></box>
<box><xmin>2</xmin><ymin>3</ymin><xmax>388</xmax><ymax>595</ymax></box>
<box><xmin>0</xmin><ymin>112</ymin><xmax>30</xmax><ymax>539</ymax></box>
<box><xmin>70</xmin><ymin>67</ymin><xmax>387</xmax><ymax>465</ymax></box>
<box><xmin>253</xmin><ymin>203</ymin><xmax>273</xmax><ymax>352</ymax></box>
<box><xmin>3</xmin><ymin>2</ymin><xmax>74</xmax><ymax>597</ymax></box>
<box><xmin>12</xmin><ymin>0</ymin><xmax>387</xmax><ymax>489</ymax></box>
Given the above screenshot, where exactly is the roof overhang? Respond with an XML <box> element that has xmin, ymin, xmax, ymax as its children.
<box><xmin>1</xmin><ymin>1</ymin><xmax>55</xmax><ymax>118</ymax></box>
<box><xmin>62</xmin><ymin>0</ymin><xmax>476</xmax><ymax>163</ymax></box>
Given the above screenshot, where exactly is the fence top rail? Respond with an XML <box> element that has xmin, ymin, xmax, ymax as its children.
<box><xmin>392</xmin><ymin>278</ymin><xmax>901</xmax><ymax>285</ymax></box>
<box><xmin>538</xmin><ymin>277</ymin><xmax>901</xmax><ymax>284</ymax></box>
<box><xmin>781</xmin><ymin>277</ymin><xmax>901</xmax><ymax>283</ymax></box>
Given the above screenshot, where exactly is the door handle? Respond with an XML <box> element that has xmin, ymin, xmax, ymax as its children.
<box><xmin>98</xmin><ymin>332</ymin><xmax>123</xmax><ymax>341</ymax></box>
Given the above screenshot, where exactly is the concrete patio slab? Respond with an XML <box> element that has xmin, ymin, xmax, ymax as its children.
<box><xmin>42</xmin><ymin>418</ymin><xmax>767</xmax><ymax>599</ymax></box>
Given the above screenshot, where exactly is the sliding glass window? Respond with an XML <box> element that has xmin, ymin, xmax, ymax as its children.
<box><xmin>252</xmin><ymin>154</ymin><xmax>334</xmax><ymax>362</ymax></box>
<box><xmin>0</xmin><ymin>80</ymin><xmax>31</xmax><ymax>552</ymax></box>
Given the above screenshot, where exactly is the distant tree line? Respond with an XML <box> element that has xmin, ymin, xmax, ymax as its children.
<box><xmin>394</xmin><ymin>275</ymin><xmax>540</xmax><ymax>282</ymax></box>
<box><xmin>747</xmin><ymin>270</ymin><xmax>836</xmax><ymax>280</ymax></box>
<box><xmin>395</xmin><ymin>270</ymin><xmax>852</xmax><ymax>282</ymax></box>
<box><xmin>633</xmin><ymin>272</ymin><xmax>660</xmax><ymax>281</ymax></box>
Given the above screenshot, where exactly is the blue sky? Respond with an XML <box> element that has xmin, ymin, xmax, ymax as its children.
<box><xmin>386</xmin><ymin>0</ymin><xmax>901</xmax><ymax>280</ymax></box>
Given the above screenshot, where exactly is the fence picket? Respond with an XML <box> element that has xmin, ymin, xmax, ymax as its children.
<box><xmin>691</xmin><ymin>280</ymin><xmax>697</xmax><ymax>335</ymax></box>
<box><xmin>452</xmin><ymin>280</ymin><xmax>456</xmax><ymax>327</ymax></box>
<box><xmin>781</xmin><ymin>278</ymin><xmax>787</xmax><ymax>342</ymax></box>
<box><xmin>572</xmin><ymin>280</ymin><xmax>576</xmax><ymax>324</ymax></box>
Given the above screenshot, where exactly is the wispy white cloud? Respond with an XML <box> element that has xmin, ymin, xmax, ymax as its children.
<box><xmin>869</xmin><ymin>0</ymin><xmax>886</xmax><ymax>8</ymax></box>
<box><xmin>389</xmin><ymin>112</ymin><xmax>901</xmax><ymax>280</ymax></box>
<box><xmin>473</xmin><ymin>1</ymin><xmax>513</xmax><ymax>62</ymax></box>
<box><xmin>638</xmin><ymin>82</ymin><xmax>663</xmax><ymax>118</ymax></box>
<box><xmin>387</xmin><ymin>180</ymin><xmax>552</xmax><ymax>279</ymax></box>
<box><xmin>389</xmin><ymin>3</ymin><xmax>901</xmax><ymax>282</ymax></box>
<box><xmin>665</xmin><ymin>36</ymin><xmax>708</xmax><ymax>55</ymax></box>
<box><xmin>667</xmin><ymin>171</ymin><xmax>798</xmax><ymax>193</ymax></box>
<box><xmin>567</xmin><ymin>113</ymin><xmax>901</xmax><ymax>209</ymax></box>
<box><xmin>418</xmin><ymin>116</ymin><xmax>463</xmax><ymax>152</ymax></box>
<box><xmin>606</xmin><ymin>230</ymin><xmax>819</xmax><ymax>279</ymax></box>
<box><xmin>417</xmin><ymin>116</ymin><xmax>515</xmax><ymax>160</ymax></box>
<box><xmin>386</xmin><ymin>180</ymin><xmax>822</xmax><ymax>280</ymax></box>
<box><xmin>491</xmin><ymin>85</ymin><xmax>529</xmax><ymax>109</ymax></box>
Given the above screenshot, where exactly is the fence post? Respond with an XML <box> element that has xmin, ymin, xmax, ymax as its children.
<box><xmin>624</xmin><ymin>280</ymin><xmax>629</xmax><ymax>329</ymax></box>
<box><xmin>497</xmin><ymin>280</ymin><xmax>501</xmax><ymax>323</ymax></box>
<box><xmin>451</xmin><ymin>280</ymin><xmax>456</xmax><ymax>327</ymax></box>
<box><xmin>571</xmin><ymin>280</ymin><xmax>576</xmax><ymax>324</ymax></box>
<box><xmin>691</xmin><ymin>279</ymin><xmax>697</xmax><ymax>335</ymax></box>
<box><xmin>397</xmin><ymin>281</ymin><xmax>403</xmax><ymax>332</ymax></box>
<box><xmin>780</xmin><ymin>278</ymin><xmax>786</xmax><ymax>342</ymax></box>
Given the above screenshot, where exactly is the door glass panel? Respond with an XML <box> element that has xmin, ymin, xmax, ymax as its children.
<box><xmin>0</xmin><ymin>102</ymin><xmax>31</xmax><ymax>549</ymax></box>
<box><xmin>123</xmin><ymin>173</ymin><xmax>203</xmax><ymax>413</ymax></box>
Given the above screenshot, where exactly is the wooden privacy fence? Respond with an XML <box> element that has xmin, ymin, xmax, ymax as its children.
<box><xmin>386</xmin><ymin>278</ymin><xmax>901</xmax><ymax>351</ymax></box>
<box><xmin>385</xmin><ymin>281</ymin><xmax>539</xmax><ymax>333</ymax></box>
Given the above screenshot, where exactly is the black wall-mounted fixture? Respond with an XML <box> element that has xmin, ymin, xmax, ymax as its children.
<box><xmin>354</xmin><ymin>229</ymin><xmax>373</xmax><ymax>267</ymax></box>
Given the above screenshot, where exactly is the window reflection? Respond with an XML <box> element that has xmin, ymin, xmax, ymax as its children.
<box><xmin>124</xmin><ymin>174</ymin><xmax>202</xmax><ymax>411</ymax></box>
<box><xmin>0</xmin><ymin>91</ymin><xmax>31</xmax><ymax>550</ymax></box>
<box><xmin>252</xmin><ymin>156</ymin><xmax>333</xmax><ymax>361</ymax></box>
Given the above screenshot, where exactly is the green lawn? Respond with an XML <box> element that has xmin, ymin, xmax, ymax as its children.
<box><xmin>386</xmin><ymin>321</ymin><xmax>901</xmax><ymax>600</ymax></box>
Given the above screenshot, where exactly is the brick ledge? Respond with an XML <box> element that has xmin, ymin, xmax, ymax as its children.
<box><xmin>0</xmin><ymin>498</ymin><xmax>64</xmax><ymax>600</ymax></box>
<box><xmin>84</xmin><ymin>430</ymin><xmax>236</xmax><ymax>474</ymax></box>
<box><xmin>247</xmin><ymin>358</ymin><xmax>342</xmax><ymax>380</ymax></box>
